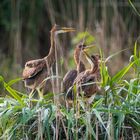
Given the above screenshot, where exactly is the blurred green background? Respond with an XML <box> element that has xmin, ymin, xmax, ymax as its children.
<box><xmin>0</xmin><ymin>0</ymin><xmax>140</xmax><ymax>81</ymax></box>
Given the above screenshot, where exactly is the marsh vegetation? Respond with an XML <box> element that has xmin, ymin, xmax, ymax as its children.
<box><xmin>0</xmin><ymin>1</ymin><xmax>140</xmax><ymax>140</ymax></box>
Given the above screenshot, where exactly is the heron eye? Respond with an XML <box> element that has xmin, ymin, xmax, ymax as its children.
<box><xmin>93</xmin><ymin>57</ymin><xmax>96</xmax><ymax>61</ymax></box>
<box><xmin>26</xmin><ymin>63</ymin><xmax>32</xmax><ymax>67</ymax></box>
<box><xmin>87</xmin><ymin>77</ymin><xmax>95</xmax><ymax>82</ymax></box>
<box><xmin>88</xmin><ymin>79</ymin><xmax>93</xmax><ymax>82</ymax></box>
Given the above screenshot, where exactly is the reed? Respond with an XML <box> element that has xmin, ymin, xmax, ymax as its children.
<box><xmin>0</xmin><ymin>41</ymin><xmax>140</xmax><ymax>139</ymax></box>
<box><xmin>0</xmin><ymin>1</ymin><xmax>140</xmax><ymax>139</ymax></box>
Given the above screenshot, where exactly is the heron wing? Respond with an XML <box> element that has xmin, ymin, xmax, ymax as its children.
<box><xmin>23</xmin><ymin>61</ymin><xmax>45</xmax><ymax>79</ymax></box>
<box><xmin>63</xmin><ymin>69</ymin><xmax>77</xmax><ymax>91</ymax></box>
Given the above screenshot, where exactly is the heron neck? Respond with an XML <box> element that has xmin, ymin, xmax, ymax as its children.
<box><xmin>77</xmin><ymin>61</ymin><xmax>85</xmax><ymax>73</ymax></box>
<box><xmin>74</xmin><ymin>48</ymin><xmax>85</xmax><ymax>73</ymax></box>
<box><xmin>44</xmin><ymin>32</ymin><xmax>56</xmax><ymax>67</ymax></box>
<box><xmin>91</xmin><ymin>63</ymin><xmax>98</xmax><ymax>73</ymax></box>
<box><xmin>74</xmin><ymin>48</ymin><xmax>80</xmax><ymax>65</ymax></box>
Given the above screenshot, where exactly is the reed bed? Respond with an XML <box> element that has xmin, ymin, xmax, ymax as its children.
<box><xmin>0</xmin><ymin>1</ymin><xmax>140</xmax><ymax>140</ymax></box>
<box><xmin>0</xmin><ymin>41</ymin><xmax>140</xmax><ymax>139</ymax></box>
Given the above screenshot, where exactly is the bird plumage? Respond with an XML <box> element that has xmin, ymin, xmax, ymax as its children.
<box><xmin>74</xmin><ymin>54</ymin><xmax>101</xmax><ymax>97</ymax></box>
<box><xmin>63</xmin><ymin>43</ymin><xmax>87</xmax><ymax>99</ymax></box>
<box><xmin>22</xmin><ymin>24</ymin><xmax>75</xmax><ymax>94</ymax></box>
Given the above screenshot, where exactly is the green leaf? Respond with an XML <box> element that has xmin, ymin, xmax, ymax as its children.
<box><xmin>111</xmin><ymin>61</ymin><xmax>136</xmax><ymax>84</ymax></box>
<box><xmin>7</xmin><ymin>78</ymin><xmax>22</xmax><ymax>86</ymax></box>
<box><xmin>72</xmin><ymin>31</ymin><xmax>95</xmax><ymax>45</ymax></box>
<box><xmin>92</xmin><ymin>98</ymin><xmax>104</xmax><ymax>108</ymax></box>
<box><xmin>92</xmin><ymin>109</ymin><xmax>108</xmax><ymax>135</ymax></box>
<box><xmin>0</xmin><ymin>76</ymin><xmax>4</xmax><ymax>82</ymax></box>
<box><xmin>129</xmin><ymin>0</ymin><xmax>140</xmax><ymax>17</ymax></box>
<box><xmin>4</xmin><ymin>82</ymin><xmax>23</xmax><ymax>105</ymax></box>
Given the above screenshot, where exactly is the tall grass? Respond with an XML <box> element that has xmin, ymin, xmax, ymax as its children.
<box><xmin>0</xmin><ymin>1</ymin><xmax>140</xmax><ymax>81</ymax></box>
<box><xmin>0</xmin><ymin>41</ymin><xmax>140</xmax><ymax>140</ymax></box>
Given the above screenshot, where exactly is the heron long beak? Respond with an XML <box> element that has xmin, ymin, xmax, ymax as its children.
<box><xmin>56</xmin><ymin>27</ymin><xmax>75</xmax><ymax>34</ymax></box>
<box><xmin>82</xmin><ymin>50</ymin><xmax>93</xmax><ymax>65</ymax></box>
<box><xmin>83</xmin><ymin>50</ymin><xmax>90</xmax><ymax>59</ymax></box>
<box><xmin>83</xmin><ymin>43</ymin><xmax>96</xmax><ymax>51</ymax></box>
<box><xmin>83</xmin><ymin>50</ymin><xmax>104</xmax><ymax>64</ymax></box>
<box><xmin>61</xmin><ymin>27</ymin><xmax>75</xmax><ymax>32</ymax></box>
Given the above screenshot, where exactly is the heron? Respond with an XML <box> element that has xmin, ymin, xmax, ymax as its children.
<box><xmin>74</xmin><ymin>52</ymin><xmax>101</xmax><ymax>98</ymax></box>
<box><xmin>63</xmin><ymin>43</ymin><xmax>94</xmax><ymax>100</ymax></box>
<box><xmin>22</xmin><ymin>24</ymin><xmax>75</xmax><ymax>96</ymax></box>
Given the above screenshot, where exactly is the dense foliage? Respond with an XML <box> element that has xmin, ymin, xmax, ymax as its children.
<box><xmin>0</xmin><ymin>42</ymin><xmax>140</xmax><ymax>140</ymax></box>
<box><xmin>0</xmin><ymin>0</ymin><xmax>140</xmax><ymax>80</ymax></box>
<box><xmin>0</xmin><ymin>1</ymin><xmax>140</xmax><ymax>139</ymax></box>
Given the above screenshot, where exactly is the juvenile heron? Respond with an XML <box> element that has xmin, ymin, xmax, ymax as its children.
<box><xmin>74</xmin><ymin>52</ymin><xmax>101</xmax><ymax>98</ymax></box>
<box><xmin>22</xmin><ymin>25</ymin><xmax>75</xmax><ymax>95</ymax></box>
<box><xmin>63</xmin><ymin>43</ymin><xmax>91</xmax><ymax>99</ymax></box>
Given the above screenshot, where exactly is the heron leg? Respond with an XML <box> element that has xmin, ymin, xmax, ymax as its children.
<box><xmin>29</xmin><ymin>89</ymin><xmax>35</xmax><ymax>99</ymax></box>
<box><xmin>28</xmin><ymin>89</ymin><xmax>35</xmax><ymax>108</ymax></box>
<box><xmin>37</xmin><ymin>88</ymin><xmax>43</xmax><ymax>99</ymax></box>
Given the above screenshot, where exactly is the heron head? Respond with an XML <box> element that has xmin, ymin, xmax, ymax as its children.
<box><xmin>76</xmin><ymin>43</ymin><xmax>87</xmax><ymax>50</ymax></box>
<box><xmin>90</xmin><ymin>55</ymin><xmax>100</xmax><ymax>64</ymax></box>
<box><xmin>83</xmin><ymin>50</ymin><xmax>100</xmax><ymax>66</ymax></box>
<box><xmin>50</xmin><ymin>24</ymin><xmax>75</xmax><ymax>34</ymax></box>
